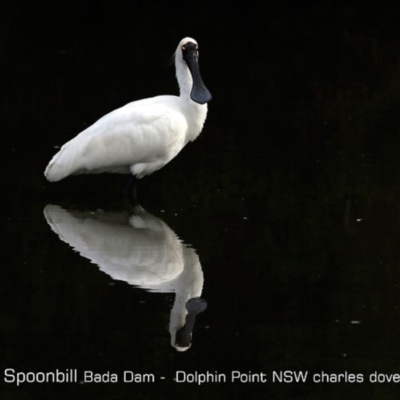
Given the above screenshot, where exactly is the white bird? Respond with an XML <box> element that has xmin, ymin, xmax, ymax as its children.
<box><xmin>44</xmin><ymin>37</ymin><xmax>212</xmax><ymax>182</ymax></box>
<box><xmin>43</xmin><ymin>204</ymin><xmax>207</xmax><ymax>351</ymax></box>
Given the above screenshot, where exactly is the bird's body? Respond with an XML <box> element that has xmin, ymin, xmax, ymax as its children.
<box><xmin>44</xmin><ymin>203</ymin><xmax>206</xmax><ymax>351</ymax></box>
<box><xmin>45</xmin><ymin>37</ymin><xmax>211</xmax><ymax>182</ymax></box>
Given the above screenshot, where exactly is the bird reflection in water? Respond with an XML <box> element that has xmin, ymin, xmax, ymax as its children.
<box><xmin>43</xmin><ymin>203</ymin><xmax>207</xmax><ymax>351</ymax></box>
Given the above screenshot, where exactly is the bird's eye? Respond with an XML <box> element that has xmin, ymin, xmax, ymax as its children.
<box><xmin>196</xmin><ymin>45</ymin><xmax>198</xmax><ymax>50</ymax></box>
<box><xmin>182</xmin><ymin>45</ymin><xmax>186</xmax><ymax>51</ymax></box>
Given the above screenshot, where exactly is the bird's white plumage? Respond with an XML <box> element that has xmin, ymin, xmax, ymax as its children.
<box><xmin>43</xmin><ymin>204</ymin><xmax>188</xmax><ymax>288</ymax></box>
<box><xmin>43</xmin><ymin>204</ymin><xmax>205</xmax><ymax>350</ymax></box>
<box><xmin>45</xmin><ymin>37</ymin><xmax>209</xmax><ymax>182</ymax></box>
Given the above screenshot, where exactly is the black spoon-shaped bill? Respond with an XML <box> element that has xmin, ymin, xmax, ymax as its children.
<box><xmin>182</xmin><ymin>42</ymin><xmax>212</xmax><ymax>105</ymax></box>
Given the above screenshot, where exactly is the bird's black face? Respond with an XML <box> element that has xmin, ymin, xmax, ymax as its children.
<box><xmin>181</xmin><ymin>42</ymin><xmax>199</xmax><ymax>64</ymax></box>
<box><xmin>181</xmin><ymin>41</ymin><xmax>212</xmax><ymax>105</ymax></box>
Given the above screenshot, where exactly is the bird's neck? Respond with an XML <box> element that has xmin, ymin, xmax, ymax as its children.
<box><xmin>175</xmin><ymin>59</ymin><xmax>193</xmax><ymax>101</ymax></box>
<box><xmin>174</xmin><ymin>56</ymin><xmax>208</xmax><ymax>143</ymax></box>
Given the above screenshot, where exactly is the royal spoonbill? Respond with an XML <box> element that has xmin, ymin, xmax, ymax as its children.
<box><xmin>43</xmin><ymin>204</ymin><xmax>207</xmax><ymax>351</ymax></box>
<box><xmin>44</xmin><ymin>37</ymin><xmax>212</xmax><ymax>183</ymax></box>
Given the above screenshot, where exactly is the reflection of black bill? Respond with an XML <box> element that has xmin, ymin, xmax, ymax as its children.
<box><xmin>184</xmin><ymin>50</ymin><xmax>212</xmax><ymax>105</ymax></box>
<box><xmin>175</xmin><ymin>297</ymin><xmax>208</xmax><ymax>349</ymax></box>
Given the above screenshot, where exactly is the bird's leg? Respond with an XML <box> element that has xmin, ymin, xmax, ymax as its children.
<box><xmin>121</xmin><ymin>174</ymin><xmax>138</xmax><ymax>204</ymax></box>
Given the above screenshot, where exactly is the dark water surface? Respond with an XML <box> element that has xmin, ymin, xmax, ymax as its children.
<box><xmin>2</xmin><ymin>2</ymin><xmax>400</xmax><ymax>399</ymax></box>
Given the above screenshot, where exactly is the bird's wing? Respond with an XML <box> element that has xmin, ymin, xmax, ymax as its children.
<box><xmin>45</xmin><ymin>98</ymin><xmax>187</xmax><ymax>181</ymax></box>
<box><xmin>44</xmin><ymin>205</ymin><xmax>185</xmax><ymax>288</ymax></box>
